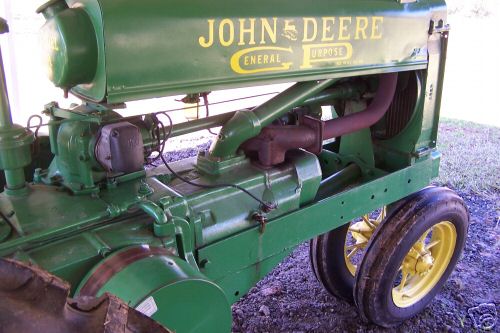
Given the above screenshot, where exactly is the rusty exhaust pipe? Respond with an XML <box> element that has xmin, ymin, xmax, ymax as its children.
<box><xmin>323</xmin><ymin>72</ymin><xmax>398</xmax><ymax>140</ymax></box>
<box><xmin>242</xmin><ymin>73</ymin><xmax>398</xmax><ymax>166</ymax></box>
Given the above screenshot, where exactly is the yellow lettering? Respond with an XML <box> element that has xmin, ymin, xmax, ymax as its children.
<box><xmin>198</xmin><ymin>19</ymin><xmax>215</xmax><ymax>48</ymax></box>
<box><xmin>303</xmin><ymin>18</ymin><xmax>318</xmax><ymax>42</ymax></box>
<box><xmin>219</xmin><ymin>19</ymin><xmax>235</xmax><ymax>47</ymax></box>
<box><xmin>230</xmin><ymin>47</ymin><xmax>293</xmax><ymax>74</ymax></box>
<box><xmin>355</xmin><ymin>17</ymin><xmax>369</xmax><ymax>40</ymax></box>
<box><xmin>238</xmin><ymin>18</ymin><xmax>256</xmax><ymax>46</ymax></box>
<box><xmin>338</xmin><ymin>17</ymin><xmax>352</xmax><ymax>41</ymax></box>
<box><xmin>321</xmin><ymin>17</ymin><xmax>335</xmax><ymax>42</ymax></box>
<box><xmin>260</xmin><ymin>18</ymin><xmax>277</xmax><ymax>44</ymax></box>
<box><xmin>300</xmin><ymin>43</ymin><xmax>352</xmax><ymax>69</ymax></box>
<box><xmin>371</xmin><ymin>16</ymin><xmax>384</xmax><ymax>40</ymax></box>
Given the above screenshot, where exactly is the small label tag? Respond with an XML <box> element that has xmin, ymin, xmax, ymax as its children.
<box><xmin>135</xmin><ymin>296</ymin><xmax>158</xmax><ymax>317</ymax></box>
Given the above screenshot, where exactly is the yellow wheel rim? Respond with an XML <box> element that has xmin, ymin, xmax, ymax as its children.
<box><xmin>392</xmin><ymin>221</ymin><xmax>457</xmax><ymax>308</ymax></box>
<box><xmin>344</xmin><ymin>207</ymin><xmax>386</xmax><ymax>276</ymax></box>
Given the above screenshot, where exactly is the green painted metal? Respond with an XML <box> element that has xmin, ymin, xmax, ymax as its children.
<box><xmin>215</xmin><ymin>248</ymin><xmax>293</xmax><ymax>304</ymax></box>
<box><xmin>315</xmin><ymin>163</ymin><xmax>362</xmax><ymax>200</ymax></box>
<box><xmin>198</xmin><ymin>154</ymin><xmax>440</xmax><ymax>283</ymax></box>
<box><xmin>161</xmin><ymin>150</ymin><xmax>322</xmax><ymax>247</ymax></box>
<box><xmin>0</xmin><ymin>22</ymin><xmax>34</xmax><ymax>192</ymax></box>
<box><xmin>38</xmin><ymin>0</ymin><xmax>444</xmax><ymax>103</ymax></box>
<box><xmin>38</xmin><ymin>1</ymin><xmax>98</xmax><ymax>90</ymax></box>
<box><xmin>76</xmin><ymin>247</ymin><xmax>232</xmax><ymax>333</ymax></box>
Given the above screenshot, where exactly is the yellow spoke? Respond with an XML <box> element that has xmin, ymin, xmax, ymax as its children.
<box><xmin>345</xmin><ymin>241</ymin><xmax>367</xmax><ymax>250</ymax></box>
<box><xmin>376</xmin><ymin>207</ymin><xmax>387</xmax><ymax>224</ymax></box>
<box><xmin>362</xmin><ymin>215</ymin><xmax>377</xmax><ymax>229</ymax></box>
<box><xmin>399</xmin><ymin>272</ymin><xmax>409</xmax><ymax>291</ymax></box>
<box><xmin>418</xmin><ymin>228</ymin><xmax>433</xmax><ymax>244</ymax></box>
<box><xmin>346</xmin><ymin>247</ymin><xmax>359</xmax><ymax>259</ymax></box>
<box><xmin>425</xmin><ymin>239</ymin><xmax>441</xmax><ymax>250</ymax></box>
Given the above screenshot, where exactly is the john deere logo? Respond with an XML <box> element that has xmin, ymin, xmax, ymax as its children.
<box><xmin>198</xmin><ymin>17</ymin><xmax>384</xmax><ymax>74</ymax></box>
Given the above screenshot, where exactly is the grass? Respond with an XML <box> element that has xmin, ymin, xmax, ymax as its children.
<box><xmin>435</xmin><ymin>118</ymin><xmax>500</xmax><ymax>196</ymax></box>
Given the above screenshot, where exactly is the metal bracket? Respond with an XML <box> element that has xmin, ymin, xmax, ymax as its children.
<box><xmin>429</xmin><ymin>20</ymin><xmax>451</xmax><ymax>35</ymax></box>
<box><xmin>413</xmin><ymin>147</ymin><xmax>433</xmax><ymax>159</ymax></box>
<box><xmin>43</xmin><ymin>102</ymin><xmax>103</xmax><ymax>123</ymax></box>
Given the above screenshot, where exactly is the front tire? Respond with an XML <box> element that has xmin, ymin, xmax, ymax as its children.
<box><xmin>353</xmin><ymin>187</ymin><xmax>469</xmax><ymax>327</ymax></box>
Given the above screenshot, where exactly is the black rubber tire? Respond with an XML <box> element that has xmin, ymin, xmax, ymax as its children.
<box><xmin>309</xmin><ymin>200</ymin><xmax>408</xmax><ymax>303</ymax></box>
<box><xmin>353</xmin><ymin>186</ymin><xmax>469</xmax><ymax>327</ymax></box>
<box><xmin>309</xmin><ymin>223</ymin><xmax>354</xmax><ymax>302</ymax></box>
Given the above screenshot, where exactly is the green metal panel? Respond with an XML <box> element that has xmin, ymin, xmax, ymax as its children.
<box><xmin>161</xmin><ymin>151</ymin><xmax>322</xmax><ymax>247</ymax></box>
<box><xmin>57</xmin><ymin>0</ymin><xmax>107</xmax><ymax>101</ymax></box>
<box><xmin>39</xmin><ymin>0</ymin><xmax>446</xmax><ymax>102</ymax></box>
<box><xmin>77</xmin><ymin>248</ymin><xmax>232</xmax><ymax>333</ymax></box>
<box><xmin>198</xmin><ymin>154</ymin><xmax>440</xmax><ymax>282</ymax></box>
<box><xmin>0</xmin><ymin>25</ymin><xmax>34</xmax><ymax>191</ymax></box>
<box><xmin>39</xmin><ymin>5</ymin><xmax>98</xmax><ymax>89</ymax></box>
<box><xmin>215</xmin><ymin>248</ymin><xmax>293</xmax><ymax>304</ymax></box>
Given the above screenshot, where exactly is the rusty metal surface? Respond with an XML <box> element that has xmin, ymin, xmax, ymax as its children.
<box><xmin>79</xmin><ymin>246</ymin><xmax>169</xmax><ymax>297</ymax></box>
<box><xmin>241</xmin><ymin>73</ymin><xmax>397</xmax><ymax>167</ymax></box>
<box><xmin>0</xmin><ymin>258</ymin><xmax>171</xmax><ymax>333</ymax></box>
<box><xmin>241</xmin><ymin>116</ymin><xmax>322</xmax><ymax>166</ymax></box>
<box><xmin>323</xmin><ymin>73</ymin><xmax>398</xmax><ymax>139</ymax></box>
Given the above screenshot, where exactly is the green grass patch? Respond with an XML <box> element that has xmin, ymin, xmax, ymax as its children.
<box><xmin>436</xmin><ymin>118</ymin><xmax>499</xmax><ymax>195</ymax></box>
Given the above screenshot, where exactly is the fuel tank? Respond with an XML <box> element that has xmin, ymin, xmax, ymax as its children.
<box><xmin>38</xmin><ymin>0</ymin><xmax>446</xmax><ymax>103</ymax></box>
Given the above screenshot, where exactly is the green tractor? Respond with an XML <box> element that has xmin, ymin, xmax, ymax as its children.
<box><xmin>0</xmin><ymin>0</ymin><xmax>468</xmax><ymax>332</ymax></box>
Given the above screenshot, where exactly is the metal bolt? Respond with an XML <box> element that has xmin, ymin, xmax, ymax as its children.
<box><xmin>252</xmin><ymin>212</ymin><xmax>268</xmax><ymax>233</ymax></box>
<box><xmin>199</xmin><ymin>259</ymin><xmax>209</xmax><ymax>268</ymax></box>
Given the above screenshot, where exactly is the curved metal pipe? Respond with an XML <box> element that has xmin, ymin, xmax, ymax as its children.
<box><xmin>135</xmin><ymin>201</ymin><xmax>168</xmax><ymax>225</ymax></box>
<box><xmin>323</xmin><ymin>73</ymin><xmax>398</xmax><ymax>140</ymax></box>
<box><xmin>210</xmin><ymin>78</ymin><xmax>339</xmax><ymax>159</ymax></box>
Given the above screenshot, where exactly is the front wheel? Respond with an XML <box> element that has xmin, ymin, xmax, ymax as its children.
<box><xmin>354</xmin><ymin>187</ymin><xmax>469</xmax><ymax>327</ymax></box>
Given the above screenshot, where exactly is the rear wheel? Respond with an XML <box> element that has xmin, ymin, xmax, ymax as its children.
<box><xmin>354</xmin><ymin>187</ymin><xmax>469</xmax><ymax>327</ymax></box>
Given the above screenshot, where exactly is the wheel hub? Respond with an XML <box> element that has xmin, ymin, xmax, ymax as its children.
<box><xmin>392</xmin><ymin>221</ymin><xmax>458</xmax><ymax>308</ymax></box>
<box><xmin>401</xmin><ymin>244</ymin><xmax>435</xmax><ymax>276</ymax></box>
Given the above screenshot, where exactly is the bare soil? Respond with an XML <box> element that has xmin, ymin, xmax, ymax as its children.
<box><xmin>230</xmin><ymin>189</ymin><xmax>499</xmax><ymax>333</ymax></box>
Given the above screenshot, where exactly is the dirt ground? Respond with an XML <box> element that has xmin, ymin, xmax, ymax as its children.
<box><xmin>230</xmin><ymin>189</ymin><xmax>499</xmax><ymax>332</ymax></box>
